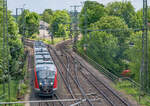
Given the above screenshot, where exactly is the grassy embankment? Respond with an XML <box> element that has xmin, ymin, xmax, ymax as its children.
<box><xmin>29</xmin><ymin>34</ymin><xmax>70</xmax><ymax>45</ymax></box>
<box><xmin>0</xmin><ymin>56</ymin><xmax>28</xmax><ymax>106</ymax></box>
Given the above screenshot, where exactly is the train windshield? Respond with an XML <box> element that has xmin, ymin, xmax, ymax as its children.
<box><xmin>38</xmin><ymin>70</ymin><xmax>55</xmax><ymax>79</ymax></box>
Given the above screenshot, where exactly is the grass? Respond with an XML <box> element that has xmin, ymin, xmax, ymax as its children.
<box><xmin>19</xmin><ymin>59</ymin><xmax>29</xmax><ymax>98</ymax></box>
<box><xmin>0</xmin><ymin>80</ymin><xmax>19</xmax><ymax>102</ymax></box>
<box><xmin>0</xmin><ymin>54</ymin><xmax>28</xmax><ymax>106</ymax></box>
<box><xmin>115</xmin><ymin>80</ymin><xmax>150</xmax><ymax>106</ymax></box>
<box><xmin>42</xmin><ymin>37</ymin><xmax>69</xmax><ymax>45</ymax></box>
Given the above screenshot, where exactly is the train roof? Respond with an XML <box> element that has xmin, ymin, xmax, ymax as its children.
<box><xmin>35</xmin><ymin>56</ymin><xmax>53</xmax><ymax>62</ymax></box>
<box><xmin>35</xmin><ymin>59</ymin><xmax>54</xmax><ymax>65</ymax></box>
<box><xmin>35</xmin><ymin>55</ymin><xmax>51</xmax><ymax>59</ymax></box>
<box><xmin>34</xmin><ymin>48</ymin><xmax>48</xmax><ymax>52</ymax></box>
<box><xmin>35</xmin><ymin>52</ymin><xmax>50</xmax><ymax>55</ymax></box>
<box><xmin>36</xmin><ymin>64</ymin><xmax>56</xmax><ymax>72</ymax></box>
<box><xmin>34</xmin><ymin>51</ymin><xmax>49</xmax><ymax>55</ymax></box>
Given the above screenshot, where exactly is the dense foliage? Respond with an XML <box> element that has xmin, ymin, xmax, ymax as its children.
<box><xmin>77</xmin><ymin>1</ymin><xmax>150</xmax><ymax>84</ymax></box>
<box><xmin>41</xmin><ymin>9</ymin><xmax>71</xmax><ymax>38</ymax></box>
<box><xmin>50</xmin><ymin>10</ymin><xmax>71</xmax><ymax>37</ymax></box>
<box><xmin>79</xmin><ymin>1</ymin><xmax>107</xmax><ymax>32</ymax></box>
<box><xmin>18</xmin><ymin>10</ymin><xmax>40</xmax><ymax>37</ymax></box>
<box><xmin>79</xmin><ymin>16</ymin><xmax>130</xmax><ymax>74</ymax></box>
<box><xmin>42</xmin><ymin>9</ymin><xmax>53</xmax><ymax>23</ymax></box>
<box><xmin>106</xmin><ymin>1</ymin><xmax>140</xmax><ymax>28</ymax></box>
<box><xmin>0</xmin><ymin>0</ymin><xmax>24</xmax><ymax>81</ymax></box>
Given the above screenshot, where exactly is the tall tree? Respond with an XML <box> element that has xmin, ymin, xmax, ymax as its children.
<box><xmin>137</xmin><ymin>7</ymin><xmax>150</xmax><ymax>25</ymax></box>
<box><xmin>79</xmin><ymin>1</ymin><xmax>107</xmax><ymax>32</ymax></box>
<box><xmin>42</xmin><ymin>9</ymin><xmax>53</xmax><ymax>24</ymax></box>
<box><xmin>78</xmin><ymin>16</ymin><xmax>131</xmax><ymax>74</ymax></box>
<box><xmin>50</xmin><ymin>10</ymin><xmax>71</xmax><ymax>37</ymax></box>
<box><xmin>18</xmin><ymin>10</ymin><xmax>40</xmax><ymax>37</ymax></box>
<box><xmin>106</xmin><ymin>1</ymin><xmax>139</xmax><ymax>28</ymax></box>
<box><xmin>0</xmin><ymin>1</ymin><xmax>24</xmax><ymax>79</ymax></box>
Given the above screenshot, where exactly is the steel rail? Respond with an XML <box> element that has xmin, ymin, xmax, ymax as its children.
<box><xmin>54</xmin><ymin>94</ymin><xmax>65</xmax><ymax>106</ymax></box>
<box><xmin>47</xmin><ymin>46</ymin><xmax>76</xmax><ymax>99</ymax></box>
<box><xmin>65</xmin><ymin>48</ymin><xmax>130</xmax><ymax>106</ymax></box>
<box><xmin>52</xmin><ymin>45</ymin><xmax>94</xmax><ymax>106</ymax></box>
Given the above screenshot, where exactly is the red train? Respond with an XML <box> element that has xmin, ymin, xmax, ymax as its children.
<box><xmin>33</xmin><ymin>41</ymin><xmax>57</xmax><ymax>96</ymax></box>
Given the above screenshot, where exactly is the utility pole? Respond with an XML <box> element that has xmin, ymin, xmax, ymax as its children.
<box><xmin>70</xmin><ymin>5</ymin><xmax>81</xmax><ymax>50</ymax></box>
<box><xmin>83</xmin><ymin>1</ymin><xmax>88</xmax><ymax>50</ymax></box>
<box><xmin>2</xmin><ymin>0</ymin><xmax>10</xmax><ymax>102</ymax></box>
<box><xmin>21</xmin><ymin>4</ymin><xmax>26</xmax><ymax>45</ymax></box>
<box><xmin>83</xmin><ymin>1</ymin><xmax>87</xmax><ymax>38</ymax></box>
<box><xmin>140</xmin><ymin>0</ymin><xmax>148</xmax><ymax>96</ymax></box>
<box><xmin>5</xmin><ymin>0</ymin><xmax>11</xmax><ymax>102</ymax></box>
<box><xmin>2</xmin><ymin>0</ymin><xmax>6</xmax><ymax>101</ymax></box>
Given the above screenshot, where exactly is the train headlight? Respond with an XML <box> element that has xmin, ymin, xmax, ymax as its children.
<box><xmin>50</xmin><ymin>82</ymin><xmax>53</xmax><ymax>85</ymax></box>
<box><xmin>39</xmin><ymin>82</ymin><xmax>42</xmax><ymax>86</ymax></box>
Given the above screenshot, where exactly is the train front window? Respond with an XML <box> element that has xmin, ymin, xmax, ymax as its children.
<box><xmin>38</xmin><ymin>70</ymin><xmax>55</xmax><ymax>79</ymax></box>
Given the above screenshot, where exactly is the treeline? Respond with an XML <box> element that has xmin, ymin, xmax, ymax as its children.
<box><xmin>41</xmin><ymin>9</ymin><xmax>71</xmax><ymax>38</ymax></box>
<box><xmin>0</xmin><ymin>0</ymin><xmax>24</xmax><ymax>82</ymax></box>
<box><xmin>77</xmin><ymin>1</ymin><xmax>150</xmax><ymax>83</ymax></box>
<box><xmin>18</xmin><ymin>9</ymin><xmax>40</xmax><ymax>37</ymax></box>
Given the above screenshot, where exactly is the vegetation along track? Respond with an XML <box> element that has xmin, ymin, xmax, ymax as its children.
<box><xmin>55</xmin><ymin>41</ymin><xmax>131</xmax><ymax>106</ymax></box>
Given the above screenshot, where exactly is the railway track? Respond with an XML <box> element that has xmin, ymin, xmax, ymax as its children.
<box><xmin>60</xmin><ymin>47</ymin><xmax>95</xmax><ymax>106</ymax></box>
<box><xmin>42</xmin><ymin>94</ymin><xmax>65</xmax><ymax>106</ymax></box>
<box><xmin>48</xmin><ymin>45</ymin><xmax>94</xmax><ymax>106</ymax></box>
<box><xmin>55</xmin><ymin>41</ymin><xmax>130</xmax><ymax>106</ymax></box>
<box><xmin>48</xmin><ymin>45</ymin><xmax>76</xmax><ymax>105</ymax></box>
<box><xmin>25</xmin><ymin>39</ymin><xmax>130</xmax><ymax>106</ymax></box>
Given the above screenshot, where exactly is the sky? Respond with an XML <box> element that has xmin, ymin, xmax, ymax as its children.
<box><xmin>8</xmin><ymin>0</ymin><xmax>150</xmax><ymax>15</ymax></box>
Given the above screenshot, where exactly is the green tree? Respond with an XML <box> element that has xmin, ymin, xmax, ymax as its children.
<box><xmin>90</xmin><ymin>16</ymin><xmax>130</xmax><ymax>43</ymax></box>
<box><xmin>78</xmin><ymin>16</ymin><xmax>131</xmax><ymax>74</ymax></box>
<box><xmin>79</xmin><ymin>1</ymin><xmax>107</xmax><ymax>32</ymax></box>
<box><xmin>106</xmin><ymin>1</ymin><xmax>139</xmax><ymax>28</ymax></box>
<box><xmin>0</xmin><ymin>0</ymin><xmax>24</xmax><ymax>80</ymax></box>
<box><xmin>136</xmin><ymin>7</ymin><xmax>150</xmax><ymax>26</ymax></box>
<box><xmin>50</xmin><ymin>10</ymin><xmax>71</xmax><ymax>37</ymax></box>
<box><xmin>42</xmin><ymin>9</ymin><xmax>53</xmax><ymax>24</ymax></box>
<box><xmin>18</xmin><ymin>10</ymin><xmax>40</xmax><ymax>37</ymax></box>
<box><xmin>77</xmin><ymin>31</ymin><xmax>120</xmax><ymax>74</ymax></box>
<box><xmin>126</xmin><ymin>31</ymin><xmax>150</xmax><ymax>82</ymax></box>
